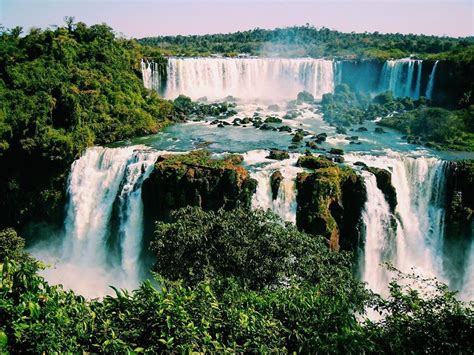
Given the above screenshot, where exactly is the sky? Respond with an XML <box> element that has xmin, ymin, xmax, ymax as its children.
<box><xmin>1</xmin><ymin>0</ymin><xmax>473</xmax><ymax>38</ymax></box>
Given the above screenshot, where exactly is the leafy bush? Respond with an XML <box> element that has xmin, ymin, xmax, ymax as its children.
<box><xmin>0</xmin><ymin>228</ymin><xmax>25</xmax><ymax>262</ymax></box>
<box><xmin>365</xmin><ymin>268</ymin><xmax>474</xmax><ymax>353</ymax></box>
<box><xmin>0</xmin><ymin>222</ymin><xmax>473</xmax><ymax>353</ymax></box>
<box><xmin>151</xmin><ymin>207</ymin><xmax>361</xmax><ymax>291</ymax></box>
<box><xmin>379</xmin><ymin>107</ymin><xmax>474</xmax><ymax>150</ymax></box>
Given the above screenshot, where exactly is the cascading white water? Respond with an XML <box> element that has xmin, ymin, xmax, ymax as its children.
<box><xmin>141</xmin><ymin>59</ymin><xmax>153</xmax><ymax>90</ymax></box>
<box><xmin>141</xmin><ymin>59</ymin><xmax>162</xmax><ymax>91</ymax></box>
<box><xmin>348</xmin><ymin>152</ymin><xmax>450</xmax><ymax>293</ymax></box>
<box><xmin>251</xmin><ymin>168</ymin><xmax>299</xmax><ymax>223</ymax></box>
<box><xmin>378</xmin><ymin>59</ymin><xmax>424</xmax><ymax>99</ymax></box>
<box><xmin>161</xmin><ymin>57</ymin><xmax>335</xmax><ymax>101</ymax></box>
<box><xmin>31</xmin><ymin>146</ymin><xmax>160</xmax><ymax>298</ymax></box>
<box><xmin>334</xmin><ymin>60</ymin><xmax>343</xmax><ymax>85</ymax></box>
<box><xmin>360</xmin><ymin>172</ymin><xmax>395</xmax><ymax>295</ymax></box>
<box><xmin>426</xmin><ymin>60</ymin><xmax>439</xmax><ymax>100</ymax></box>
<box><xmin>244</xmin><ymin>150</ymin><xmax>301</xmax><ymax>223</ymax></box>
<box><xmin>460</xmin><ymin>242</ymin><xmax>474</xmax><ymax>300</ymax></box>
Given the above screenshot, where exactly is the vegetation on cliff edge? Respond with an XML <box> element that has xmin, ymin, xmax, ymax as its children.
<box><xmin>0</xmin><ymin>20</ymin><xmax>174</xmax><ymax>229</ymax></box>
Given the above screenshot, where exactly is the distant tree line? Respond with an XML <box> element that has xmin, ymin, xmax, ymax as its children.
<box><xmin>138</xmin><ymin>25</ymin><xmax>474</xmax><ymax>60</ymax></box>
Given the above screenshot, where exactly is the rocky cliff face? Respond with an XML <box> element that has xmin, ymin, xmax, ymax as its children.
<box><xmin>442</xmin><ymin>160</ymin><xmax>473</xmax><ymax>286</ymax></box>
<box><xmin>295</xmin><ymin>155</ymin><xmax>367</xmax><ymax>251</ymax></box>
<box><xmin>433</xmin><ymin>60</ymin><xmax>474</xmax><ymax>108</ymax></box>
<box><xmin>142</xmin><ymin>151</ymin><xmax>257</xmax><ymax>224</ymax></box>
<box><xmin>446</xmin><ymin>160</ymin><xmax>474</xmax><ymax>239</ymax></box>
<box><xmin>364</xmin><ymin>166</ymin><xmax>397</xmax><ymax>213</ymax></box>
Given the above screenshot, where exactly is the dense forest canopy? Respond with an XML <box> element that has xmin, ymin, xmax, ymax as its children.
<box><xmin>138</xmin><ymin>25</ymin><xmax>474</xmax><ymax>60</ymax></box>
<box><xmin>0</xmin><ymin>20</ymin><xmax>173</xmax><ymax>229</ymax></box>
<box><xmin>1</xmin><ymin>209</ymin><xmax>473</xmax><ymax>353</ymax></box>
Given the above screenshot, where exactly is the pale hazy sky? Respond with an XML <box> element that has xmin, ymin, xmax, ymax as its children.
<box><xmin>1</xmin><ymin>0</ymin><xmax>473</xmax><ymax>38</ymax></box>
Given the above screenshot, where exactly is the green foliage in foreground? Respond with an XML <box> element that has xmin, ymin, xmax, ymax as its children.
<box><xmin>0</xmin><ymin>209</ymin><xmax>473</xmax><ymax>353</ymax></box>
<box><xmin>152</xmin><ymin>207</ymin><xmax>362</xmax><ymax>291</ymax></box>
<box><xmin>0</xmin><ymin>21</ymin><xmax>174</xmax><ymax>228</ymax></box>
<box><xmin>138</xmin><ymin>25</ymin><xmax>474</xmax><ymax>61</ymax></box>
<box><xmin>365</xmin><ymin>268</ymin><xmax>474</xmax><ymax>354</ymax></box>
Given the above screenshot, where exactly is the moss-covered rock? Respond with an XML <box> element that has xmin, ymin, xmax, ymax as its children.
<box><xmin>329</xmin><ymin>148</ymin><xmax>344</xmax><ymax>155</ymax></box>
<box><xmin>142</xmin><ymin>150</ymin><xmax>257</xmax><ymax>223</ymax></box>
<box><xmin>364</xmin><ymin>166</ymin><xmax>397</xmax><ymax>212</ymax></box>
<box><xmin>296</xmin><ymin>164</ymin><xmax>366</xmax><ymax>250</ymax></box>
<box><xmin>266</xmin><ymin>149</ymin><xmax>290</xmax><ymax>160</ymax></box>
<box><xmin>296</xmin><ymin>91</ymin><xmax>315</xmax><ymax>103</ymax></box>
<box><xmin>297</xmin><ymin>155</ymin><xmax>335</xmax><ymax>170</ymax></box>
<box><xmin>292</xmin><ymin>132</ymin><xmax>304</xmax><ymax>143</ymax></box>
<box><xmin>264</xmin><ymin>115</ymin><xmax>282</xmax><ymax>124</ymax></box>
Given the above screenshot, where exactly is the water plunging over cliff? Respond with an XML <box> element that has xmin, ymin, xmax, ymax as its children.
<box><xmin>426</xmin><ymin>60</ymin><xmax>439</xmax><ymax>100</ymax></box>
<box><xmin>360</xmin><ymin>172</ymin><xmax>395</xmax><ymax>295</ymax></box>
<box><xmin>32</xmin><ymin>146</ymin><xmax>160</xmax><ymax>298</ymax></box>
<box><xmin>248</xmin><ymin>152</ymin><xmax>301</xmax><ymax>223</ymax></box>
<box><xmin>378</xmin><ymin>59</ymin><xmax>424</xmax><ymax>99</ymax></box>
<box><xmin>143</xmin><ymin>57</ymin><xmax>443</xmax><ymax>102</ymax></box>
<box><xmin>348</xmin><ymin>153</ymin><xmax>451</xmax><ymax>294</ymax></box>
<box><xmin>154</xmin><ymin>58</ymin><xmax>336</xmax><ymax>101</ymax></box>
<box><xmin>141</xmin><ymin>59</ymin><xmax>162</xmax><ymax>93</ymax></box>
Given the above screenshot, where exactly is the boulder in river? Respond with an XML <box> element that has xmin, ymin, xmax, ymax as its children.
<box><xmin>142</xmin><ymin>150</ymin><xmax>257</xmax><ymax>223</ymax></box>
<box><xmin>264</xmin><ymin>115</ymin><xmax>282</xmax><ymax>124</ymax></box>
<box><xmin>296</xmin><ymin>164</ymin><xmax>366</xmax><ymax>250</ymax></box>
<box><xmin>266</xmin><ymin>149</ymin><xmax>290</xmax><ymax>160</ymax></box>
<box><xmin>329</xmin><ymin>148</ymin><xmax>344</xmax><ymax>155</ymax></box>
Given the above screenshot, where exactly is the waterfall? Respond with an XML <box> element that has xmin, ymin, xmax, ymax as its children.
<box><xmin>460</xmin><ymin>242</ymin><xmax>474</xmax><ymax>300</ymax></box>
<box><xmin>246</xmin><ymin>150</ymin><xmax>300</xmax><ymax>223</ymax></box>
<box><xmin>334</xmin><ymin>60</ymin><xmax>343</xmax><ymax>85</ymax></box>
<box><xmin>426</xmin><ymin>60</ymin><xmax>439</xmax><ymax>100</ymax></box>
<box><xmin>32</xmin><ymin>146</ymin><xmax>160</xmax><ymax>298</ymax></box>
<box><xmin>360</xmin><ymin>172</ymin><xmax>395</xmax><ymax>295</ymax></box>
<box><xmin>378</xmin><ymin>59</ymin><xmax>424</xmax><ymax>99</ymax></box>
<box><xmin>413</xmin><ymin>60</ymin><xmax>423</xmax><ymax>99</ymax></box>
<box><xmin>141</xmin><ymin>57</ymin><xmax>443</xmax><ymax>102</ymax></box>
<box><xmin>251</xmin><ymin>169</ymin><xmax>299</xmax><ymax>223</ymax></box>
<box><xmin>156</xmin><ymin>57</ymin><xmax>335</xmax><ymax>101</ymax></box>
<box><xmin>141</xmin><ymin>59</ymin><xmax>153</xmax><ymax>90</ymax></box>
<box><xmin>348</xmin><ymin>153</ymin><xmax>451</xmax><ymax>293</ymax></box>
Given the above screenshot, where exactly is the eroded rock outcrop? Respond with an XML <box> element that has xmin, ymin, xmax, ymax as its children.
<box><xmin>296</xmin><ymin>157</ymin><xmax>366</xmax><ymax>251</ymax></box>
<box><xmin>266</xmin><ymin>149</ymin><xmax>289</xmax><ymax>160</ymax></box>
<box><xmin>364</xmin><ymin>166</ymin><xmax>397</xmax><ymax>213</ymax></box>
<box><xmin>142</xmin><ymin>151</ymin><xmax>257</xmax><ymax>223</ymax></box>
<box><xmin>270</xmin><ymin>170</ymin><xmax>283</xmax><ymax>200</ymax></box>
<box><xmin>446</xmin><ymin>160</ymin><xmax>474</xmax><ymax>239</ymax></box>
